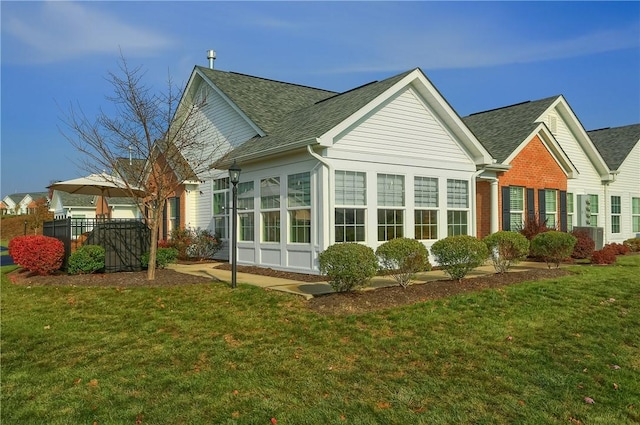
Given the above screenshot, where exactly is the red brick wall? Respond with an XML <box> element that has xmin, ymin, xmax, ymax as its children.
<box><xmin>475</xmin><ymin>135</ymin><xmax>568</xmax><ymax>237</ymax></box>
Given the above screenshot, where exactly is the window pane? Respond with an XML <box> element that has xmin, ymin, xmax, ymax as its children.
<box><xmin>377</xmin><ymin>174</ymin><xmax>405</xmax><ymax>207</ymax></box>
<box><xmin>335</xmin><ymin>171</ymin><xmax>366</xmax><ymax>205</ymax></box>
<box><xmin>612</xmin><ymin>215</ymin><xmax>620</xmax><ymax>234</ymax></box>
<box><xmin>447</xmin><ymin>210</ymin><xmax>468</xmax><ymax>236</ymax></box>
<box><xmin>213</xmin><ymin>192</ymin><xmax>227</xmax><ymax>215</ymax></box>
<box><xmin>415</xmin><ymin>210</ymin><xmax>437</xmax><ymax>240</ymax></box>
<box><xmin>262</xmin><ymin>211</ymin><xmax>280</xmax><ymax>242</ymax></box>
<box><xmin>415</xmin><ymin>177</ymin><xmax>438</xmax><ymax>208</ymax></box>
<box><xmin>290</xmin><ymin>209</ymin><xmax>311</xmax><ymax>243</ymax></box>
<box><xmin>239</xmin><ymin>212</ymin><xmax>254</xmax><ymax>241</ymax></box>
<box><xmin>633</xmin><ymin>198</ymin><xmax>640</xmax><ymax>215</ymax></box>
<box><xmin>546</xmin><ymin>190</ymin><xmax>557</xmax><ymax>228</ymax></box>
<box><xmin>238</xmin><ymin>182</ymin><xmax>255</xmax><ymax>210</ymax></box>
<box><xmin>567</xmin><ymin>193</ymin><xmax>574</xmax><ymax>213</ymax></box>
<box><xmin>447</xmin><ymin>179</ymin><xmax>469</xmax><ymax>208</ymax></box>
<box><xmin>611</xmin><ymin>196</ymin><xmax>621</xmax><ymax>214</ymax></box>
<box><xmin>377</xmin><ymin>209</ymin><xmax>403</xmax><ymax>241</ymax></box>
<box><xmin>288</xmin><ymin>172</ymin><xmax>311</xmax><ymax>207</ymax></box>
<box><xmin>335</xmin><ymin>208</ymin><xmax>365</xmax><ymax>242</ymax></box>
<box><xmin>261</xmin><ymin>177</ymin><xmax>280</xmax><ymax>209</ymax></box>
<box><xmin>589</xmin><ymin>194</ymin><xmax>599</xmax><ymax>214</ymax></box>
<box><xmin>213</xmin><ymin>178</ymin><xmax>229</xmax><ymax>191</ymax></box>
<box><xmin>510</xmin><ymin>187</ymin><xmax>524</xmax><ymax>211</ymax></box>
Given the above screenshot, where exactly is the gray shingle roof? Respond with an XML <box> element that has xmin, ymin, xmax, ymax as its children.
<box><xmin>196</xmin><ymin>67</ymin><xmax>337</xmax><ymax>134</ymax></box>
<box><xmin>216</xmin><ymin>68</ymin><xmax>415</xmax><ymax>164</ymax></box>
<box><xmin>58</xmin><ymin>192</ymin><xmax>97</xmax><ymax>207</ymax></box>
<box><xmin>588</xmin><ymin>124</ymin><xmax>640</xmax><ymax>170</ymax></box>
<box><xmin>462</xmin><ymin>96</ymin><xmax>559</xmax><ymax>162</ymax></box>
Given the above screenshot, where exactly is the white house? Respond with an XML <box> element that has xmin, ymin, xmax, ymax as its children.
<box><xmin>175</xmin><ymin>66</ymin><xmax>516</xmax><ymax>273</ymax></box>
<box><xmin>1</xmin><ymin>192</ymin><xmax>49</xmax><ymax>215</ymax></box>
<box><xmin>588</xmin><ymin>124</ymin><xmax>640</xmax><ymax>243</ymax></box>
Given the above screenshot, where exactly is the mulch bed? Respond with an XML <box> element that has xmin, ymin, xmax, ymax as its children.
<box><xmin>6</xmin><ymin>263</ymin><xmax>573</xmax><ymax>315</ymax></box>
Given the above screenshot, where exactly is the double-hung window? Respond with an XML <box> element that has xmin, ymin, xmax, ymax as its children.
<box><xmin>589</xmin><ymin>194</ymin><xmax>599</xmax><ymax>227</ymax></box>
<box><xmin>509</xmin><ymin>187</ymin><xmax>524</xmax><ymax>231</ymax></box>
<box><xmin>377</xmin><ymin>174</ymin><xmax>404</xmax><ymax>241</ymax></box>
<box><xmin>611</xmin><ymin>196</ymin><xmax>621</xmax><ymax>234</ymax></box>
<box><xmin>633</xmin><ymin>197</ymin><xmax>640</xmax><ymax>233</ymax></box>
<box><xmin>414</xmin><ymin>176</ymin><xmax>438</xmax><ymax>240</ymax></box>
<box><xmin>261</xmin><ymin>177</ymin><xmax>280</xmax><ymax>242</ymax></box>
<box><xmin>545</xmin><ymin>190</ymin><xmax>558</xmax><ymax>228</ymax></box>
<box><xmin>335</xmin><ymin>171</ymin><xmax>366</xmax><ymax>242</ymax></box>
<box><xmin>288</xmin><ymin>172</ymin><xmax>311</xmax><ymax>243</ymax></box>
<box><xmin>567</xmin><ymin>193</ymin><xmax>574</xmax><ymax>231</ymax></box>
<box><xmin>212</xmin><ymin>178</ymin><xmax>229</xmax><ymax>238</ymax></box>
<box><xmin>447</xmin><ymin>179</ymin><xmax>469</xmax><ymax>236</ymax></box>
<box><xmin>238</xmin><ymin>181</ymin><xmax>255</xmax><ymax>241</ymax></box>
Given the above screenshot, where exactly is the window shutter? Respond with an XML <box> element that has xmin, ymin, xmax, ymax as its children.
<box><xmin>526</xmin><ymin>188</ymin><xmax>535</xmax><ymax>222</ymax></box>
<box><xmin>502</xmin><ymin>186</ymin><xmax>511</xmax><ymax>231</ymax></box>
<box><xmin>560</xmin><ymin>191</ymin><xmax>567</xmax><ymax>232</ymax></box>
<box><xmin>538</xmin><ymin>190</ymin><xmax>546</xmax><ymax>225</ymax></box>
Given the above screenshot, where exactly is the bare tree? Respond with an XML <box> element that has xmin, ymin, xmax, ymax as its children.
<box><xmin>60</xmin><ymin>54</ymin><xmax>221</xmax><ymax>280</ymax></box>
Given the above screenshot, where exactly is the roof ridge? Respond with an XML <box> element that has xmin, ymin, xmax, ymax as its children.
<box><xmin>224</xmin><ymin>70</ymin><xmax>336</xmax><ymax>93</ymax></box>
<box><xmin>314</xmin><ymin>80</ymin><xmax>379</xmax><ymax>105</ymax></box>
<box><xmin>467</xmin><ymin>100</ymin><xmax>531</xmax><ymax>116</ymax></box>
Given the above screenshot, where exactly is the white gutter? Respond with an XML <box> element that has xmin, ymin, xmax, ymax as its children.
<box><xmin>307</xmin><ymin>143</ymin><xmax>334</xmax><ymax>251</ymax></box>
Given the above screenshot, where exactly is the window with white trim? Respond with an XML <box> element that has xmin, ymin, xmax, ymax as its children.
<box><xmin>288</xmin><ymin>172</ymin><xmax>311</xmax><ymax>243</ymax></box>
<box><xmin>447</xmin><ymin>179</ymin><xmax>469</xmax><ymax>236</ymax></box>
<box><xmin>212</xmin><ymin>178</ymin><xmax>229</xmax><ymax>238</ymax></box>
<box><xmin>335</xmin><ymin>171</ymin><xmax>366</xmax><ymax>242</ymax></box>
<box><xmin>261</xmin><ymin>177</ymin><xmax>280</xmax><ymax>242</ymax></box>
<box><xmin>238</xmin><ymin>181</ymin><xmax>254</xmax><ymax>241</ymax></box>
<box><xmin>509</xmin><ymin>186</ymin><xmax>524</xmax><ymax>231</ymax></box>
<box><xmin>414</xmin><ymin>177</ymin><xmax>438</xmax><ymax>240</ymax></box>
<box><xmin>545</xmin><ymin>189</ymin><xmax>558</xmax><ymax>228</ymax></box>
<box><xmin>589</xmin><ymin>194</ymin><xmax>599</xmax><ymax>227</ymax></box>
<box><xmin>377</xmin><ymin>174</ymin><xmax>404</xmax><ymax>241</ymax></box>
<box><xmin>633</xmin><ymin>197</ymin><xmax>640</xmax><ymax>233</ymax></box>
<box><xmin>567</xmin><ymin>192</ymin><xmax>574</xmax><ymax>231</ymax></box>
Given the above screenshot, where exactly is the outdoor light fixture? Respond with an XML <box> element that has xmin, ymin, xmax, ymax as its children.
<box><xmin>228</xmin><ymin>160</ymin><xmax>241</xmax><ymax>289</ymax></box>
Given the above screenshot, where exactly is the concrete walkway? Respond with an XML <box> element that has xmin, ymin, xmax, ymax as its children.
<box><xmin>168</xmin><ymin>261</ymin><xmax>555</xmax><ymax>300</ymax></box>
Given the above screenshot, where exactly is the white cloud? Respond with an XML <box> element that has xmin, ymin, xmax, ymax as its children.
<box><xmin>3</xmin><ymin>1</ymin><xmax>176</xmax><ymax>64</ymax></box>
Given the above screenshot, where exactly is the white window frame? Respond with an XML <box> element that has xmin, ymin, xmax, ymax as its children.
<box><xmin>377</xmin><ymin>174</ymin><xmax>405</xmax><ymax>241</ymax></box>
<box><xmin>447</xmin><ymin>179</ymin><xmax>469</xmax><ymax>236</ymax></box>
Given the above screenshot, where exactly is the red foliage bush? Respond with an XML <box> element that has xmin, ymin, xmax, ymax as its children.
<box><xmin>570</xmin><ymin>229</ymin><xmax>595</xmax><ymax>259</ymax></box>
<box><xmin>590</xmin><ymin>246</ymin><xmax>616</xmax><ymax>265</ymax></box>
<box><xmin>518</xmin><ymin>214</ymin><xmax>552</xmax><ymax>241</ymax></box>
<box><xmin>606</xmin><ymin>242</ymin><xmax>630</xmax><ymax>256</ymax></box>
<box><xmin>8</xmin><ymin>235</ymin><xmax>64</xmax><ymax>275</ymax></box>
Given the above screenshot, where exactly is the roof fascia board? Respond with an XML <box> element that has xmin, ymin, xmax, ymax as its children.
<box><xmin>194</xmin><ymin>68</ymin><xmax>266</xmax><ymax>137</ymax></box>
<box><xmin>539</xmin><ymin>96</ymin><xmax>611</xmax><ymax>179</ymax></box>
<box><xmin>318</xmin><ymin>69</ymin><xmax>494</xmax><ymax>166</ymax></box>
<box><xmin>504</xmin><ymin>123</ymin><xmax>578</xmax><ymax>178</ymax></box>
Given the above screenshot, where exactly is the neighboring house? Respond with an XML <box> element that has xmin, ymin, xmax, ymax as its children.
<box><xmin>588</xmin><ymin>124</ymin><xmax>640</xmax><ymax>243</ymax></box>
<box><xmin>463</xmin><ymin>98</ymin><xmax>578</xmax><ymax>237</ymax></box>
<box><xmin>0</xmin><ymin>201</ymin><xmax>8</xmax><ymax>216</ymax></box>
<box><xmin>178</xmin><ymin>66</ymin><xmax>518</xmax><ymax>273</ymax></box>
<box><xmin>465</xmin><ymin>96</ymin><xmax>615</xmax><ymax>248</ymax></box>
<box><xmin>2</xmin><ymin>192</ymin><xmax>49</xmax><ymax>215</ymax></box>
<box><xmin>49</xmin><ymin>191</ymin><xmax>98</xmax><ymax>220</ymax></box>
<box><xmin>105</xmin><ymin>197</ymin><xmax>143</xmax><ymax>220</ymax></box>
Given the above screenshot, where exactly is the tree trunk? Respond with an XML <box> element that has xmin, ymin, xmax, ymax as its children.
<box><xmin>146</xmin><ymin>207</ymin><xmax>162</xmax><ymax>280</ymax></box>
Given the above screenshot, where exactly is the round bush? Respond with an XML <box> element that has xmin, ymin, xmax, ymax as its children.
<box><xmin>68</xmin><ymin>245</ymin><xmax>105</xmax><ymax>275</ymax></box>
<box><xmin>530</xmin><ymin>231</ymin><xmax>576</xmax><ymax>269</ymax></box>
<box><xmin>570</xmin><ymin>229</ymin><xmax>595</xmax><ymax>259</ymax></box>
<box><xmin>483</xmin><ymin>231</ymin><xmax>529</xmax><ymax>274</ymax></box>
<box><xmin>431</xmin><ymin>235</ymin><xmax>489</xmax><ymax>281</ymax></box>
<box><xmin>376</xmin><ymin>238</ymin><xmax>431</xmax><ymax>288</ymax></box>
<box><xmin>8</xmin><ymin>235</ymin><xmax>64</xmax><ymax>275</ymax></box>
<box><xmin>591</xmin><ymin>247</ymin><xmax>616</xmax><ymax>265</ymax></box>
<box><xmin>319</xmin><ymin>243</ymin><xmax>378</xmax><ymax>292</ymax></box>
<box><xmin>623</xmin><ymin>237</ymin><xmax>640</xmax><ymax>253</ymax></box>
<box><xmin>142</xmin><ymin>247</ymin><xmax>179</xmax><ymax>269</ymax></box>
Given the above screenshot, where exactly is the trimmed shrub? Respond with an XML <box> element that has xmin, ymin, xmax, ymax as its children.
<box><xmin>68</xmin><ymin>245</ymin><xmax>105</xmax><ymax>275</ymax></box>
<box><xmin>570</xmin><ymin>229</ymin><xmax>595</xmax><ymax>259</ymax></box>
<box><xmin>142</xmin><ymin>247</ymin><xmax>179</xmax><ymax>269</ymax></box>
<box><xmin>187</xmin><ymin>228</ymin><xmax>223</xmax><ymax>260</ymax></box>
<box><xmin>8</xmin><ymin>235</ymin><xmax>64</xmax><ymax>275</ymax></box>
<box><xmin>530</xmin><ymin>231</ymin><xmax>577</xmax><ymax>269</ymax></box>
<box><xmin>591</xmin><ymin>246</ymin><xmax>616</xmax><ymax>265</ymax></box>
<box><xmin>623</xmin><ymin>237</ymin><xmax>640</xmax><ymax>253</ymax></box>
<box><xmin>607</xmin><ymin>242</ymin><xmax>630</xmax><ymax>256</ymax></box>
<box><xmin>376</xmin><ymin>238</ymin><xmax>431</xmax><ymax>288</ymax></box>
<box><xmin>431</xmin><ymin>235</ymin><xmax>489</xmax><ymax>282</ymax></box>
<box><xmin>319</xmin><ymin>243</ymin><xmax>378</xmax><ymax>292</ymax></box>
<box><xmin>483</xmin><ymin>231</ymin><xmax>530</xmax><ymax>274</ymax></box>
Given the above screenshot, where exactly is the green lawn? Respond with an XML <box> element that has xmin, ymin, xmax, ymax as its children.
<box><xmin>2</xmin><ymin>257</ymin><xmax>639</xmax><ymax>424</ymax></box>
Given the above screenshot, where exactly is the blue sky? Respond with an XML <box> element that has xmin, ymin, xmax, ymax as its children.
<box><xmin>1</xmin><ymin>1</ymin><xmax>639</xmax><ymax>196</ymax></box>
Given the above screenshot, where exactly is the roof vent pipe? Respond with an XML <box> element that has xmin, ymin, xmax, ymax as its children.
<box><xmin>207</xmin><ymin>50</ymin><xmax>216</xmax><ymax>69</ymax></box>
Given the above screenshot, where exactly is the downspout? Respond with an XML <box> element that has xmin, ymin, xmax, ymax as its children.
<box><xmin>307</xmin><ymin>143</ymin><xmax>333</xmax><ymax>256</ymax></box>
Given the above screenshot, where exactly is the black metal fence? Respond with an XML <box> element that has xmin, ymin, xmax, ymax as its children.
<box><xmin>44</xmin><ymin>218</ymin><xmax>150</xmax><ymax>273</ymax></box>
